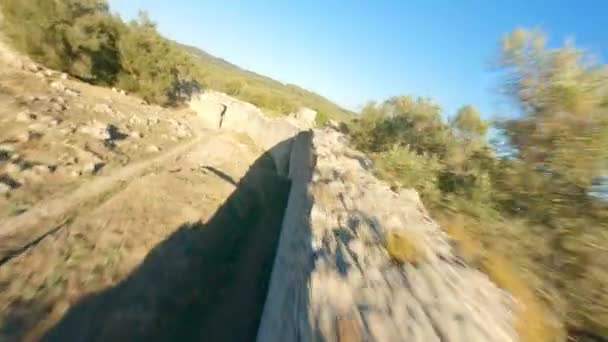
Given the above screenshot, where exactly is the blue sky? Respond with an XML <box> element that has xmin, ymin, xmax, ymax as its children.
<box><xmin>108</xmin><ymin>0</ymin><xmax>608</xmax><ymax>119</ymax></box>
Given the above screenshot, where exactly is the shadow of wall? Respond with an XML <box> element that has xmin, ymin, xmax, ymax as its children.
<box><xmin>38</xmin><ymin>137</ymin><xmax>308</xmax><ymax>342</ymax></box>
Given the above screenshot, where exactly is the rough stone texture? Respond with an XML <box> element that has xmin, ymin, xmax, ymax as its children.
<box><xmin>78</xmin><ymin>121</ymin><xmax>111</xmax><ymax>140</ymax></box>
<box><xmin>257</xmin><ymin>126</ymin><xmax>517</xmax><ymax>342</ymax></box>
<box><xmin>190</xmin><ymin>91</ymin><xmax>300</xmax><ymax>175</ymax></box>
<box><xmin>188</xmin><ymin>91</ymin><xmax>517</xmax><ymax>342</ymax></box>
<box><xmin>0</xmin><ymin>182</ymin><xmax>11</xmax><ymax>194</ymax></box>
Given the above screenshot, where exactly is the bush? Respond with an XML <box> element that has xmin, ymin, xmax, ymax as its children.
<box><xmin>372</xmin><ymin>145</ymin><xmax>443</xmax><ymax>203</ymax></box>
<box><xmin>1</xmin><ymin>1</ymin><xmax>196</xmax><ymax>106</ymax></box>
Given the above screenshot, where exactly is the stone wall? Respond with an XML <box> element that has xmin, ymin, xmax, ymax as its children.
<box><xmin>189</xmin><ymin>93</ymin><xmax>518</xmax><ymax>341</ymax></box>
<box><xmin>189</xmin><ymin>91</ymin><xmax>314</xmax><ymax>175</ymax></box>
<box><xmin>258</xmin><ymin>127</ymin><xmax>518</xmax><ymax>342</ymax></box>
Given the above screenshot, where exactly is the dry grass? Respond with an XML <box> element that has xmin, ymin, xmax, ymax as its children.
<box><xmin>384</xmin><ymin>229</ymin><xmax>426</xmax><ymax>264</ymax></box>
<box><xmin>442</xmin><ymin>219</ymin><xmax>562</xmax><ymax>342</ymax></box>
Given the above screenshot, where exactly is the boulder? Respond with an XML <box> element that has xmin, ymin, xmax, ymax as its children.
<box><xmin>129</xmin><ymin>115</ymin><xmax>143</xmax><ymax>125</ymax></box>
<box><xmin>3</xmin><ymin>163</ymin><xmax>20</xmax><ymax>174</ymax></box>
<box><xmin>33</xmin><ymin>164</ymin><xmax>53</xmax><ymax>175</ymax></box>
<box><xmin>50</xmin><ymin>81</ymin><xmax>66</xmax><ymax>92</ymax></box>
<box><xmin>79</xmin><ymin>121</ymin><xmax>111</xmax><ymax>140</ymax></box>
<box><xmin>130</xmin><ymin>131</ymin><xmax>143</xmax><ymax>139</ymax></box>
<box><xmin>94</xmin><ymin>103</ymin><xmax>114</xmax><ymax>115</ymax></box>
<box><xmin>82</xmin><ymin>161</ymin><xmax>105</xmax><ymax>175</ymax></box>
<box><xmin>65</xmin><ymin>88</ymin><xmax>80</xmax><ymax>97</ymax></box>
<box><xmin>16</xmin><ymin>131</ymin><xmax>33</xmax><ymax>143</ymax></box>
<box><xmin>146</xmin><ymin>145</ymin><xmax>160</xmax><ymax>153</ymax></box>
<box><xmin>293</xmin><ymin>107</ymin><xmax>317</xmax><ymax>127</ymax></box>
<box><xmin>27</xmin><ymin>63</ymin><xmax>41</xmax><ymax>72</ymax></box>
<box><xmin>0</xmin><ymin>182</ymin><xmax>10</xmax><ymax>194</ymax></box>
<box><xmin>16</xmin><ymin>111</ymin><xmax>36</xmax><ymax>122</ymax></box>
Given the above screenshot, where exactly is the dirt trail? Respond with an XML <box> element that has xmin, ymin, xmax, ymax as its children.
<box><xmin>0</xmin><ymin>127</ymin><xmax>287</xmax><ymax>341</ymax></box>
<box><xmin>0</xmin><ymin>135</ymin><xmax>204</xmax><ymax>262</ymax></box>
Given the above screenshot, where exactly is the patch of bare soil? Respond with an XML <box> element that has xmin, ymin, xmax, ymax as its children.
<box><xmin>1</xmin><ymin>51</ymin><xmax>292</xmax><ymax>341</ymax></box>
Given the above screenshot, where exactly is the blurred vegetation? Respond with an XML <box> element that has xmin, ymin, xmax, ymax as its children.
<box><xmin>350</xmin><ymin>28</ymin><xmax>608</xmax><ymax>341</ymax></box>
<box><xmin>2</xmin><ymin>1</ymin><xmax>607</xmax><ymax>339</ymax></box>
<box><xmin>0</xmin><ymin>0</ymin><xmax>351</xmax><ymax>120</ymax></box>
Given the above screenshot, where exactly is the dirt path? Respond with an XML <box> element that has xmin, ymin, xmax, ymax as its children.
<box><xmin>0</xmin><ymin>136</ymin><xmax>206</xmax><ymax>262</ymax></box>
<box><xmin>1</xmin><ymin>128</ymin><xmax>285</xmax><ymax>341</ymax></box>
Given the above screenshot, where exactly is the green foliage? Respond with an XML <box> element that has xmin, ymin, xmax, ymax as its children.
<box><xmin>180</xmin><ymin>44</ymin><xmax>352</xmax><ymax>120</ymax></box>
<box><xmin>1</xmin><ymin>0</ymin><xmax>121</xmax><ymax>82</ymax></box>
<box><xmin>1</xmin><ymin>0</ymin><xmax>350</xmax><ymax>117</ymax></box>
<box><xmin>315</xmin><ymin>111</ymin><xmax>329</xmax><ymax>126</ymax></box>
<box><xmin>497</xmin><ymin>28</ymin><xmax>608</xmax><ymax>337</ymax></box>
<box><xmin>351</xmin><ymin>28</ymin><xmax>608</xmax><ymax>339</ymax></box>
<box><xmin>350</xmin><ymin>96</ymin><xmax>493</xmax><ymax>207</ymax></box>
<box><xmin>451</xmin><ymin>105</ymin><xmax>488</xmax><ymax>137</ymax></box>
<box><xmin>372</xmin><ymin>145</ymin><xmax>443</xmax><ymax>203</ymax></box>
<box><xmin>0</xmin><ymin>1</ymin><xmax>197</xmax><ymax>105</ymax></box>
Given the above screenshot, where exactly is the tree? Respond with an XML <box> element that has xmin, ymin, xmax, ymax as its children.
<box><xmin>497</xmin><ymin>28</ymin><xmax>608</xmax><ymax>336</ymax></box>
<box><xmin>451</xmin><ymin>105</ymin><xmax>488</xmax><ymax>138</ymax></box>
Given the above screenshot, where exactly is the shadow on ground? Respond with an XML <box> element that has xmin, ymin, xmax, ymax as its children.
<box><xmin>4</xmin><ymin>139</ymin><xmax>300</xmax><ymax>341</ymax></box>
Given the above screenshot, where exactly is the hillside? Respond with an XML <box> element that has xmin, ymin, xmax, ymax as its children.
<box><xmin>178</xmin><ymin>42</ymin><xmax>353</xmax><ymax>123</ymax></box>
<box><xmin>0</xmin><ymin>0</ymin><xmax>351</xmax><ymax>124</ymax></box>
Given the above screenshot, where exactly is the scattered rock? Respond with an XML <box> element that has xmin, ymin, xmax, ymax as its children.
<box><xmin>0</xmin><ymin>144</ymin><xmax>15</xmax><ymax>153</ymax></box>
<box><xmin>60</xmin><ymin>73</ymin><xmax>69</xmax><ymax>80</ymax></box>
<box><xmin>129</xmin><ymin>115</ymin><xmax>143</xmax><ymax>125</ymax></box>
<box><xmin>79</xmin><ymin>121</ymin><xmax>111</xmax><ymax>140</ymax></box>
<box><xmin>147</xmin><ymin>117</ymin><xmax>160</xmax><ymax>126</ymax></box>
<box><xmin>130</xmin><ymin>131</ymin><xmax>143</xmax><ymax>139</ymax></box>
<box><xmin>51</xmin><ymin>96</ymin><xmax>66</xmax><ymax>104</ymax></box>
<box><xmin>27</xmin><ymin>63</ymin><xmax>41</xmax><ymax>72</ymax></box>
<box><xmin>16</xmin><ymin>111</ymin><xmax>37</xmax><ymax>122</ymax></box>
<box><xmin>65</xmin><ymin>88</ymin><xmax>80</xmax><ymax>97</ymax></box>
<box><xmin>23</xmin><ymin>95</ymin><xmax>37</xmax><ymax>103</ymax></box>
<box><xmin>38</xmin><ymin>115</ymin><xmax>61</xmax><ymax>127</ymax></box>
<box><xmin>0</xmin><ymin>182</ymin><xmax>11</xmax><ymax>194</ymax></box>
<box><xmin>44</xmin><ymin>69</ymin><xmax>54</xmax><ymax>77</ymax></box>
<box><xmin>35</xmin><ymin>72</ymin><xmax>45</xmax><ymax>79</ymax></box>
<box><xmin>111</xmin><ymin>87</ymin><xmax>119</xmax><ymax>93</ymax></box>
<box><xmin>33</xmin><ymin>164</ymin><xmax>53</xmax><ymax>175</ymax></box>
<box><xmin>28</xmin><ymin>123</ymin><xmax>46</xmax><ymax>132</ymax></box>
<box><xmin>146</xmin><ymin>145</ymin><xmax>160</xmax><ymax>153</ymax></box>
<box><xmin>16</xmin><ymin>131</ymin><xmax>33</xmax><ymax>143</ymax></box>
<box><xmin>119</xmin><ymin>90</ymin><xmax>127</xmax><ymax>96</ymax></box>
<box><xmin>82</xmin><ymin>161</ymin><xmax>105</xmax><ymax>175</ymax></box>
<box><xmin>94</xmin><ymin>103</ymin><xmax>114</xmax><ymax>115</ymax></box>
<box><xmin>50</xmin><ymin>81</ymin><xmax>66</xmax><ymax>92</ymax></box>
<box><xmin>3</xmin><ymin>163</ymin><xmax>21</xmax><ymax>175</ymax></box>
<box><xmin>175</xmin><ymin>127</ymin><xmax>190</xmax><ymax>139</ymax></box>
<box><xmin>49</xmin><ymin>102</ymin><xmax>67</xmax><ymax>112</ymax></box>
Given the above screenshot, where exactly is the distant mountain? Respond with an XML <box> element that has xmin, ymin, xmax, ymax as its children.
<box><xmin>176</xmin><ymin>42</ymin><xmax>353</xmax><ymax>123</ymax></box>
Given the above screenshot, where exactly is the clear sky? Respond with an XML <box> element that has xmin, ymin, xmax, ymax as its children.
<box><xmin>108</xmin><ymin>0</ymin><xmax>608</xmax><ymax>118</ymax></box>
